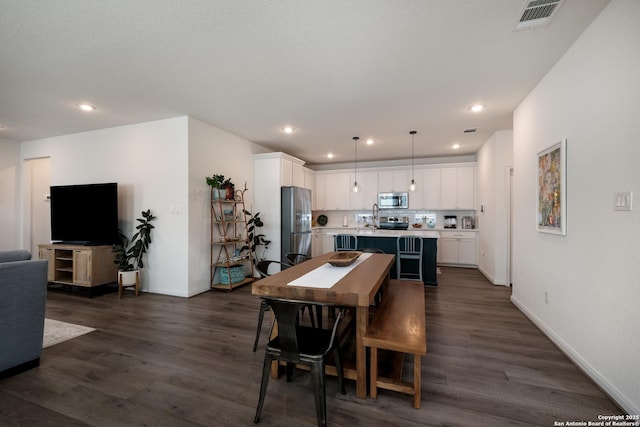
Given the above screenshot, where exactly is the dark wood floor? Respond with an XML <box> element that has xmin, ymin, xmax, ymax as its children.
<box><xmin>0</xmin><ymin>268</ymin><xmax>621</xmax><ymax>426</ymax></box>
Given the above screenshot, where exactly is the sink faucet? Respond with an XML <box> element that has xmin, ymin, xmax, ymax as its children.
<box><xmin>372</xmin><ymin>203</ymin><xmax>379</xmax><ymax>232</ymax></box>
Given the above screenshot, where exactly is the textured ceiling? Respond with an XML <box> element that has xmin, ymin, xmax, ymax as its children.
<box><xmin>0</xmin><ymin>0</ymin><xmax>610</xmax><ymax>165</ymax></box>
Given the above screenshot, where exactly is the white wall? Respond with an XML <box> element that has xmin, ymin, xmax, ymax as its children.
<box><xmin>0</xmin><ymin>138</ymin><xmax>20</xmax><ymax>250</ymax></box>
<box><xmin>21</xmin><ymin>117</ymin><xmax>191</xmax><ymax>296</ymax></box>
<box><xmin>512</xmin><ymin>0</ymin><xmax>639</xmax><ymax>414</ymax></box>
<box><xmin>187</xmin><ymin>117</ymin><xmax>264</xmax><ymax>296</ymax></box>
<box><xmin>476</xmin><ymin>130</ymin><xmax>513</xmax><ymax>285</ymax></box>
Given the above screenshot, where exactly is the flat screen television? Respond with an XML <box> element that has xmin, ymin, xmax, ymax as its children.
<box><xmin>50</xmin><ymin>182</ymin><xmax>119</xmax><ymax>245</ymax></box>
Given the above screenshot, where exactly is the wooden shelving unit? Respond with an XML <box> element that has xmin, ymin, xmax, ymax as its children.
<box><xmin>210</xmin><ymin>188</ymin><xmax>255</xmax><ymax>291</ymax></box>
<box><xmin>38</xmin><ymin>244</ymin><xmax>117</xmax><ymax>287</ymax></box>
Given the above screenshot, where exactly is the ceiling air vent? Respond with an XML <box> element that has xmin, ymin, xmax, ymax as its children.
<box><xmin>514</xmin><ymin>0</ymin><xmax>564</xmax><ymax>30</ymax></box>
<box><xmin>463</xmin><ymin>128</ymin><xmax>477</xmax><ymax>133</ymax></box>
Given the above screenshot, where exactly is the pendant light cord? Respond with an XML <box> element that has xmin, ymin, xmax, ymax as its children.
<box><xmin>353</xmin><ymin>136</ymin><xmax>359</xmax><ymax>192</ymax></box>
<box><xmin>410</xmin><ymin>131</ymin><xmax>417</xmax><ymax>190</ymax></box>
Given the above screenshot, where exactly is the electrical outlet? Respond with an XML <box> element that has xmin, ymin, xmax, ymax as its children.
<box><xmin>545</xmin><ymin>291</ymin><xmax>549</xmax><ymax>304</ymax></box>
<box><xmin>169</xmin><ymin>204</ymin><xmax>183</xmax><ymax>214</ymax></box>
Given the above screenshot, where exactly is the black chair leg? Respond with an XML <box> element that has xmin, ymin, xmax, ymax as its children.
<box><xmin>333</xmin><ymin>348</ymin><xmax>346</xmax><ymax>395</ymax></box>
<box><xmin>286</xmin><ymin>362</ymin><xmax>295</xmax><ymax>382</ymax></box>
<box><xmin>253</xmin><ymin>300</ymin><xmax>269</xmax><ymax>352</ymax></box>
<box><xmin>310</xmin><ymin>361</ymin><xmax>327</xmax><ymax>427</ymax></box>
<box><xmin>254</xmin><ymin>353</ymin><xmax>273</xmax><ymax>423</ymax></box>
<box><xmin>302</xmin><ymin>305</ymin><xmax>316</xmax><ymax>328</ymax></box>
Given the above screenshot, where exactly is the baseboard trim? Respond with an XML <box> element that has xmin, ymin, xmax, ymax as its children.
<box><xmin>477</xmin><ymin>265</ymin><xmax>508</xmax><ymax>286</ymax></box>
<box><xmin>510</xmin><ymin>295</ymin><xmax>638</xmax><ymax>415</ymax></box>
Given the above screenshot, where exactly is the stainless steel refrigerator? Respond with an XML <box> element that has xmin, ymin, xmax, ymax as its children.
<box><xmin>281</xmin><ymin>186</ymin><xmax>312</xmax><ymax>264</ymax></box>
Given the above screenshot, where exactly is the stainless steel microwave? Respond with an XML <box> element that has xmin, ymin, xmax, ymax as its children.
<box><xmin>378</xmin><ymin>192</ymin><xmax>408</xmax><ymax>209</ymax></box>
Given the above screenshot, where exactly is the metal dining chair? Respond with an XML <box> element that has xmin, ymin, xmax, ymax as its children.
<box><xmin>396</xmin><ymin>236</ymin><xmax>423</xmax><ymax>281</ymax></box>
<box><xmin>334</xmin><ymin>234</ymin><xmax>358</xmax><ymax>251</ymax></box>
<box><xmin>285</xmin><ymin>252</ymin><xmax>311</xmax><ymax>265</ymax></box>
<box><xmin>254</xmin><ymin>298</ymin><xmax>347</xmax><ymax>427</ymax></box>
<box><xmin>253</xmin><ymin>260</ymin><xmax>316</xmax><ymax>352</ymax></box>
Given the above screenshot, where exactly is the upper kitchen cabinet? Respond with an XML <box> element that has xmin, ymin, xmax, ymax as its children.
<box><xmin>422</xmin><ymin>168</ymin><xmax>441</xmax><ymax>209</ymax></box>
<box><xmin>254</xmin><ymin>152</ymin><xmax>308</xmax><ymax>189</ymax></box>
<box><xmin>350</xmin><ymin>171</ymin><xmax>378</xmax><ymax>210</ymax></box>
<box><xmin>440</xmin><ymin>166</ymin><xmax>475</xmax><ymax>210</ymax></box>
<box><xmin>315</xmin><ymin>172</ymin><xmax>350</xmax><ymax>210</ymax></box>
<box><xmin>280</xmin><ymin>157</ymin><xmax>294</xmax><ymax>186</ymax></box>
<box><xmin>407</xmin><ymin>169</ymin><xmax>423</xmax><ymax>209</ymax></box>
<box><xmin>378</xmin><ymin>170</ymin><xmax>409</xmax><ymax>193</ymax></box>
<box><xmin>303</xmin><ymin>167</ymin><xmax>314</xmax><ymax>191</ymax></box>
<box><xmin>292</xmin><ymin>164</ymin><xmax>314</xmax><ymax>190</ymax></box>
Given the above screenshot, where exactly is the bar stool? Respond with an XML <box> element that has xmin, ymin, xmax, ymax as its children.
<box><xmin>334</xmin><ymin>234</ymin><xmax>357</xmax><ymax>251</ymax></box>
<box><xmin>396</xmin><ymin>236</ymin><xmax>423</xmax><ymax>281</ymax></box>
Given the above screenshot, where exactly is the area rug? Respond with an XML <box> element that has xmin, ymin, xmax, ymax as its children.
<box><xmin>42</xmin><ymin>318</ymin><xmax>95</xmax><ymax>348</ymax></box>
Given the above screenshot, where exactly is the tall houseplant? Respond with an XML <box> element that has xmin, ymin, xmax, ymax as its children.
<box><xmin>114</xmin><ymin>209</ymin><xmax>156</xmax><ymax>271</ymax></box>
<box><xmin>241</xmin><ymin>209</ymin><xmax>271</xmax><ymax>265</ymax></box>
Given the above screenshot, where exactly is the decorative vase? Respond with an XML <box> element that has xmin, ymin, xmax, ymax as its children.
<box><xmin>225</xmin><ymin>185</ymin><xmax>235</xmax><ymax>200</ymax></box>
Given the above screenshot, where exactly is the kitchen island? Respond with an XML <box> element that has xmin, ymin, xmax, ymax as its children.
<box><xmin>319</xmin><ymin>228</ymin><xmax>439</xmax><ymax>286</ymax></box>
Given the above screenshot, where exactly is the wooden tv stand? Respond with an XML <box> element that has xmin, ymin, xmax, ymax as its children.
<box><xmin>38</xmin><ymin>244</ymin><xmax>117</xmax><ymax>288</ymax></box>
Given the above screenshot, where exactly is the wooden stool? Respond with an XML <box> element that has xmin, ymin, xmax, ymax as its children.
<box><xmin>118</xmin><ymin>270</ymin><xmax>139</xmax><ymax>299</ymax></box>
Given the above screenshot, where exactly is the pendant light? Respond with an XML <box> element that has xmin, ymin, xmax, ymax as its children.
<box><xmin>352</xmin><ymin>136</ymin><xmax>360</xmax><ymax>193</ymax></box>
<box><xmin>409</xmin><ymin>131</ymin><xmax>417</xmax><ymax>192</ymax></box>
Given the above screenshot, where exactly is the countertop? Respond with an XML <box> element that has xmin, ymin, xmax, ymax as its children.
<box><xmin>312</xmin><ymin>226</ymin><xmax>478</xmax><ymax>238</ymax></box>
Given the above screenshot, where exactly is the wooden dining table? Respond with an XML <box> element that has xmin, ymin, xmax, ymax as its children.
<box><xmin>251</xmin><ymin>251</ymin><xmax>395</xmax><ymax>398</ymax></box>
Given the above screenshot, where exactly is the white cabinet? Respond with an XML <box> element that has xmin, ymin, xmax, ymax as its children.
<box><xmin>378</xmin><ymin>170</ymin><xmax>409</xmax><ymax>193</ymax></box>
<box><xmin>350</xmin><ymin>171</ymin><xmax>378</xmax><ymax>210</ymax></box>
<box><xmin>312</xmin><ymin>229</ymin><xmax>322</xmax><ymax>257</ymax></box>
<box><xmin>292</xmin><ymin>162</ymin><xmax>305</xmax><ymax>187</ymax></box>
<box><xmin>281</xmin><ymin>158</ymin><xmax>293</xmax><ymax>186</ymax></box>
<box><xmin>321</xmin><ymin>231</ymin><xmax>335</xmax><ymax>254</ymax></box>
<box><xmin>408</xmin><ymin>169</ymin><xmax>423</xmax><ymax>209</ymax></box>
<box><xmin>438</xmin><ymin>231</ymin><xmax>477</xmax><ymax>265</ymax></box>
<box><xmin>422</xmin><ymin>168</ymin><xmax>441</xmax><ymax>209</ymax></box>
<box><xmin>303</xmin><ymin>168</ymin><xmax>314</xmax><ymax>191</ymax></box>
<box><xmin>440</xmin><ymin>166</ymin><xmax>475</xmax><ymax>209</ymax></box>
<box><xmin>319</xmin><ymin>172</ymin><xmax>350</xmax><ymax>210</ymax></box>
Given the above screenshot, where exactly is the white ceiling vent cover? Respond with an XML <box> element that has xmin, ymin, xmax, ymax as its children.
<box><xmin>515</xmin><ymin>0</ymin><xmax>564</xmax><ymax>30</ymax></box>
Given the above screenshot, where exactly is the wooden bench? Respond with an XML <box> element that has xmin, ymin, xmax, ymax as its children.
<box><xmin>363</xmin><ymin>279</ymin><xmax>427</xmax><ymax>408</ymax></box>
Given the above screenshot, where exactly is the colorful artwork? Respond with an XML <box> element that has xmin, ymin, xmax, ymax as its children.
<box><xmin>537</xmin><ymin>139</ymin><xmax>566</xmax><ymax>235</ymax></box>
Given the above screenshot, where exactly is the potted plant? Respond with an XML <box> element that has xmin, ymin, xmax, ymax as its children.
<box><xmin>113</xmin><ymin>209</ymin><xmax>157</xmax><ymax>294</ymax></box>
<box><xmin>241</xmin><ymin>209</ymin><xmax>271</xmax><ymax>273</ymax></box>
<box><xmin>206</xmin><ymin>174</ymin><xmax>235</xmax><ymax>200</ymax></box>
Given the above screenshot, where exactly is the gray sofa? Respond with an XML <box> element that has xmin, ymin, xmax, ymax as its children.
<box><xmin>0</xmin><ymin>250</ymin><xmax>48</xmax><ymax>378</ymax></box>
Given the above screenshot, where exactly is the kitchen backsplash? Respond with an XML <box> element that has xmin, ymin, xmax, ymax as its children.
<box><xmin>313</xmin><ymin>209</ymin><xmax>477</xmax><ymax>229</ymax></box>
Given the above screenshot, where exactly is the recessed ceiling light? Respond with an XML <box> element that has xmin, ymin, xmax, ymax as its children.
<box><xmin>452</xmin><ymin>143</ymin><xmax>461</xmax><ymax>150</ymax></box>
<box><xmin>470</xmin><ymin>104</ymin><xmax>484</xmax><ymax>113</ymax></box>
<box><xmin>327</xmin><ymin>153</ymin><xmax>334</xmax><ymax>159</ymax></box>
<box><xmin>366</xmin><ymin>138</ymin><xmax>374</xmax><ymax>145</ymax></box>
<box><xmin>78</xmin><ymin>103</ymin><xmax>96</xmax><ymax>111</ymax></box>
<box><xmin>283</xmin><ymin>126</ymin><xmax>294</xmax><ymax>134</ymax></box>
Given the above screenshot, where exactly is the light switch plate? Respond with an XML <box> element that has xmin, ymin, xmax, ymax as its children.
<box><xmin>614</xmin><ymin>191</ymin><xmax>632</xmax><ymax>211</ymax></box>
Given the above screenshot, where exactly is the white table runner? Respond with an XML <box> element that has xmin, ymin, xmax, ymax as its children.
<box><xmin>287</xmin><ymin>253</ymin><xmax>372</xmax><ymax>288</ymax></box>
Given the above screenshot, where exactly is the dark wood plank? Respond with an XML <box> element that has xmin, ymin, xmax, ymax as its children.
<box><xmin>0</xmin><ymin>267</ymin><xmax>623</xmax><ymax>426</ymax></box>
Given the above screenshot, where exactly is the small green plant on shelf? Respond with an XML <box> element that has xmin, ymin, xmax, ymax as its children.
<box><xmin>241</xmin><ymin>209</ymin><xmax>271</xmax><ymax>262</ymax></box>
<box><xmin>206</xmin><ymin>174</ymin><xmax>235</xmax><ymax>199</ymax></box>
<box><xmin>113</xmin><ymin>209</ymin><xmax>157</xmax><ymax>272</ymax></box>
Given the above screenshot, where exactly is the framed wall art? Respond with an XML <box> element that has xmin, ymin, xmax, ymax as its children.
<box><xmin>536</xmin><ymin>138</ymin><xmax>567</xmax><ymax>235</ymax></box>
